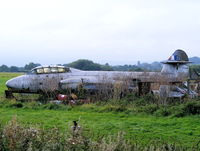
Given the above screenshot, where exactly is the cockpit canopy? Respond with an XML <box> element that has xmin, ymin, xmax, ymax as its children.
<box><xmin>31</xmin><ymin>65</ymin><xmax>70</xmax><ymax>74</ymax></box>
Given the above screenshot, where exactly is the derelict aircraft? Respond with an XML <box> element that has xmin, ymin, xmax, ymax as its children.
<box><xmin>5</xmin><ymin>50</ymin><xmax>192</xmax><ymax>98</ymax></box>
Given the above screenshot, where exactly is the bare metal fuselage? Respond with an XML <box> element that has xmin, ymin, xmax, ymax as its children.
<box><xmin>6</xmin><ymin>65</ymin><xmax>188</xmax><ymax>94</ymax></box>
<box><xmin>6</xmin><ymin>69</ymin><xmax>156</xmax><ymax>93</ymax></box>
<box><xmin>5</xmin><ymin>50</ymin><xmax>193</xmax><ymax>98</ymax></box>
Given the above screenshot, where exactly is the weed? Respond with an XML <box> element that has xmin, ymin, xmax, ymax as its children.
<box><xmin>154</xmin><ymin>107</ymin><xmax>172</xmax><ymax>116</ymax></box>
<box><xmin>0</xmin><ymin>117</ymin><xmax>200</xmax><ymax>150</ymax></box>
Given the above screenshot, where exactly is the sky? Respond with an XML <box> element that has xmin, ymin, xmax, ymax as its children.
<box><xmin>0</xmin><ymin>0</ymin><xmax>200</xmax><ymax>67</ymax></box>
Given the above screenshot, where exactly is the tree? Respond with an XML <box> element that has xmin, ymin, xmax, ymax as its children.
<box><xmin>0</xmin><ymin>65</ymin><xmax>9</xmax><ymax>72</ymax></box>
<box><xmin>10</xmin><ymin>66</ymin><xmax>19</xmax><ymax>72</ymax></box>
<box><xmin>67</xmin><ymin>59</ymin><xmax>113</xmax><ymax>71</ymax></box>
<box><xmin>24</xmin><ymin>62</ymin><xmax>41</xmax><ymax>71</ymax></box>
<box><xmin>101</xmin><ymin>63</ymin><xmax>113</xmax><ymax>71</ymax></box>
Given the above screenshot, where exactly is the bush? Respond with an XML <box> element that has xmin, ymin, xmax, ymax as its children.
<box><xmin>9</xmin><ymin>102</ymin><xmax>23</xmax><ymax>108</ymax></box>
<box><xmin>183</xmin><ymin>101</ymin><xmax>200</xmax><ymax>115</ymax></box>
<box><xmin>140</xmin><ymin>104</ymin><xmax>159</xmax><ymax>114</ymax></box>
<box><xmin>172</xmin><ymin>101</ymin><xmax>200</xmax><ymax>117</ymax></box>
<box><xmin>143</xmin><ymin>94</ymin><xmax>158</xmax><ymax>104</ymax></box>
<box><xmin>154</xmin><ymin>107</ymin><xmax>171</xmax><ymax>117</ymax></box>
<box><xmin>124</xmin><ymin>93</ymin><xmax>139</xmax><ymax>102</ymax></box>
<box><xmin>133</xmin><ymin>98</ymin><xmax>147</xmax><ymax>106</ymax></box>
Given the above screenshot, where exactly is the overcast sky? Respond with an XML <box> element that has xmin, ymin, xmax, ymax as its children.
<box><xmin>0</xmin><ymin>0</ymin><xmax>200</xmax><ymax>66</ymax></box>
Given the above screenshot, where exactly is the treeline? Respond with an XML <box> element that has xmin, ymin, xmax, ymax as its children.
<box><xmin>66</xmin><ymin>59</ymin><xmax>159</xmax><ymax>71</ymax></box>
<box><xmin>0</xmin><ymin>62</ymin><xmax>41</xmax><ymax>72</ymax></box>
<box><xmin>0</xmin><ymin>60</ymin><xmax>158</xmax><ymax>72</ymax></box>
<box><xmin>65</xmin><ymin>59</ymin><xmax>113</xmax><ymax>71</ymax></box>
<box><xmin>190</xmin><ymin>57</ymin><xmax>200</xmax><ymax>64</ymax></box>
<box><xmin>1</xmin><ymin>57</ymin><xmax>200</xmax><ymax>72</ymax></box>
<box><xmin>113</xmin><ymin>61</ymin><xmax>162</xmax><ymax>71</ymax></box>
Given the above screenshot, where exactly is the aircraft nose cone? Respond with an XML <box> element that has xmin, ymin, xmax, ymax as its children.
<box><xmin>6</xmin><ymin>75</ymin><xmax>30</xmax><ymax>90</ymax></box>
<box><xmin>6</xmin><ymin>79</ymin><xmax>18</xmax><ymax>89</ymax></box>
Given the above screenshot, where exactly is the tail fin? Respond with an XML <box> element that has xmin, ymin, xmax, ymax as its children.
<box><xmin>161</xmin><ymin>49</ymin><xmax>191</xmax><ymax>75</ymax></box>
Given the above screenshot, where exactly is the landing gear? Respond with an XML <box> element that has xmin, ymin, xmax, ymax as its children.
<box><xmin>5</xmin><ymin>90</ymin><xmax>14</xmax><ymax>99</ymax></box>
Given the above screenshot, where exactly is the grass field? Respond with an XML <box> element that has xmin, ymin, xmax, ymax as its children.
<box><xmin>0</xmin><ymin>72</ymin><xmax>23</xmax><ymax>96</ymax></box>
<box><xmin>0</xmin><ymin>72</ymin><xmax>200</xmax><ymax>149</ymax></box>
<box><xmin>0</xmin><ymin>107</ymin><xmax>200</xmax><ymax>148</ymax></box>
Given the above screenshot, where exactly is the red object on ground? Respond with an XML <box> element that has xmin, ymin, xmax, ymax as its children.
<box><xmin>57</xmin><ymin>94</ymin><xmax>68</xmax><ymax>100</ymax></box>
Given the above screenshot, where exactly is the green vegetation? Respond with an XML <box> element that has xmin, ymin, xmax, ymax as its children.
<box><xmin>0</xmin><ymin>72</ymin><xmax>23</xmax><ymax>96</ymax></box>
<box><xmin>190</xmin><ymin>65</ymin><xmax>200</xmax><ymax>73</ymax></box>
<box><xmin>2</xmin><ymin>117</ymin><xmax>198</xmax><ymax>151</ymax></box>
<box><xmin>0</xmin><ymin>62</ymin><xmax>40</xmax><ymax>72</ymax></box>
<box><xmin>24</xmin><ymin>62</ymin><xmax>41</xmax><ymax>71</ymax></box>
<box><xmin>66</xmin><ymin>59</ymin><xmax>113</xmax><ymax>71</ymax></box>
<box><xmin>0</xmin><ymin>100</ymin><xmax>200</xmax><ymax>150</ymax></box>
<box><xmin>1</xmin><ymin>73</ymin><xmax>200</xmax><ymax>150</ymax></box>
<box><xmin>1</xmin><ymin>56</ymin><xmax>200</xmax><ymax>73</ymax></box>
<box><xmin>190</xmin><ymin>57</ymin><xmax>200</xmax><ymax>64</ymax></box>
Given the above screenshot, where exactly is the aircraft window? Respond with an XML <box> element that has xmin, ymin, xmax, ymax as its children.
<box><xmin>65</xmin><ymin>68</ymin><xmax>70</xmax><ymax>72</ymax></box>
<box><xmin>58</xmin><ymin>68</ymin><xmax>65</xmax><ymax>73</ymax></box>
<box><xmin>36</xmin><ymin>68</ymin><xmax>44</xmax><ymax>74</ymax></box>
<box><xmin>51</xmin><ymin>67</ymin><xmax>58</xmax><ymax>73</ymax></box>
<box><xmin>44</xmin><ymin>67</ymin><xmax>51</xmax><ymax>73</ymax></box>
<box><xmin>31</xmin><ymin>70</ymin><xmax>36</xmax><ymax>74</ymax></box>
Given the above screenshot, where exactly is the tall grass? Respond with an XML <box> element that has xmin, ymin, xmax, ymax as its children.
<box><xmin>1</xmin><ymin>97</ymin><xmax>200</xmax><ymax>117</ymax></box>
<box><xmin>0</xmin><ymin>117</ymin><xmax>199</xmax><ymax>151</ymax></box>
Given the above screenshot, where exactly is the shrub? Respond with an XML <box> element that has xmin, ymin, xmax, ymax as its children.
<box><xmin>154</xmin><ymin>107</ymin><xmax>171</xmax><ymax>117</ymax></box>
<box><xmin>172</xmin><ymin>101</ymin><xmax>200</xmax><ymax>117</ymax></box>
<box><xmin>140</xmin><ymin>104</ymin><xmax>159</xmax><ymax>114</ymax></box>
<box><xmin>134</xmin><ymin>98</ymin><xmax>147</xmax><ymax>106</ymax></box>
<box><xmin>124</xmin><ymin>93</ymin><xmax>139</xmax><ymax>102</ymax></box>
<box><xmin>9</xmin><ymin>102</ymin><xmax>23</xmax><ymax>108</ymax></box>
<box><xmin>183</xmin><ymin>101</ymin><xmax>200</xmax><ymax>115</ymax></box>
<box><xmin>143</xmin><ymin>93</ymin><xmax>158</xmax><ymax>104</ymax></box>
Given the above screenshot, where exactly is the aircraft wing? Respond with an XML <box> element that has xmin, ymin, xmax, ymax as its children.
<box><xmin>59</xmin><ymin>76</ymin><xmax>116</xmax><ymax>90</ymax></box>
